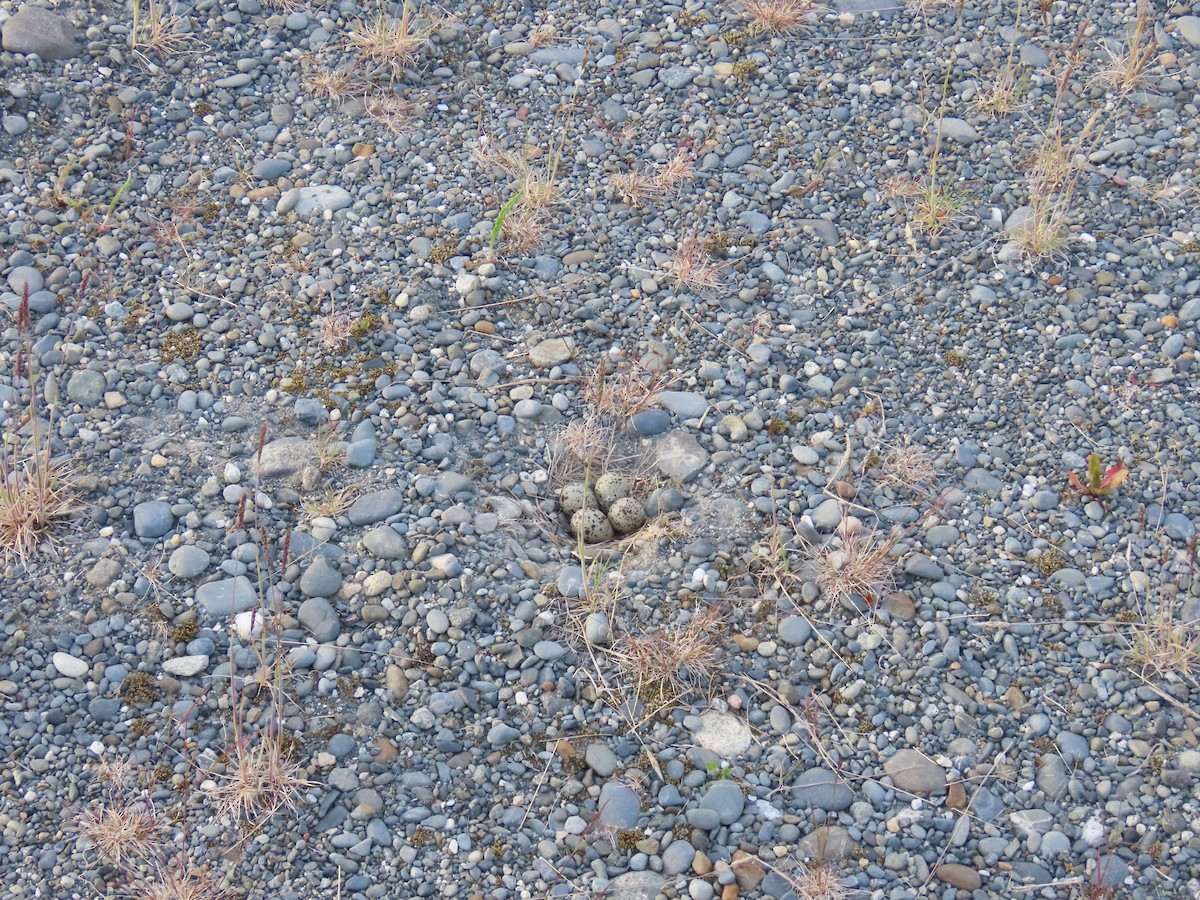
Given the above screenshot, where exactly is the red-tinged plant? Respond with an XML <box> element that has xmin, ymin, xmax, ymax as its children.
<box><xmin>1069</xmin><ymin>453</ymin><xmax>1129</xmax><ymax>498</ymax></box>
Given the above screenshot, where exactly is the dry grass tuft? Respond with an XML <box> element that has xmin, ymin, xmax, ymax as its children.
<box><xmin>1</xmin><ymin>288</ymin><xmax>78</xmax><ymax>564</ymax></box>
<box><xmin>809</xmin><ymin>523</ymin><xmax>899</xmax><ymax>609</ymax></box>
<box><xmin>581</xmin><ymin>360</ymin><xmax>676</xmax><ymax>422</ymax></box>
<box><xmin>611</xmin><ymin>148</ymin><xmax>695</xmax><ymax>207</ymax></box>
<box><xmin>735</xmin><ymin>0</ymin><xmax>821</xmax><ymax>35</ymax></box>
<box><xmin>129</xmin><ymin>864</ymin><xmax>229</xmax><ymax>900</ymax></box>
<box><xmin>362</xmin><ymin>93</ymin><xmax>421</xmax><ymax>133</ymax></box>
<box><xmin>876</xmin><ymin>440</ymin><xmax>941</xmax><ymax>495</ymax></box>
<box><xmin>884</xmin><ymin>174</ymin><xmax>966</xmax><ymax>235</ymax></box>
<box><xmin>665</xmin><ymin>230</ymin><xmax>730</xmax><ymax>295</ymax></box>
<box><xmin>765</xmin><ymin>857</ymin><xmax>849</xmax><ymax>900</ymax></box>
<box><xmin>349</xmin><ymin>0</ymin><xmax>436</xmax><ymax>81</ymax></box>
<box><xmin>1092</xmin><ymin>1</ymin><xmax>1156</xmax><ymax>97</ymax></box>
<box><xmin>975</xmin><ymin>62</ymin><xmax>1023</xmax><ymax>117</ymax></box>
<box><xmin>211</xmin><ymin>734</ymin><xmax>311</xmax><ymax>823</ymax></box>
<box><xmin>79</xmin><ymin>802</ymin><xmax>159</xmax><ymax>867</ymax></box>
<box><xmin>606</xmin><ymin>606</ymin><xmax>725</xmax><ymax>714</ymax></box>
<box><xmin>1124</xmin><ymin>592</ymin><xmax>1200</xmax><ymax>688</ymax></box>
<box><xmin>131</xmin><ymin>0</ymin><xmax>204</xmax><ymax>57</ymax></box>
<box><xmin>305</xmin><ymin>68</ymin><xmax>370</xmax><ymax>103</ymax></box>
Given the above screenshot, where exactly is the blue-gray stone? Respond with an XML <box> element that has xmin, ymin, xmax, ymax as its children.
<box><xmin>66</xmin><ymin>370</ymin><xmax>106</xmax><ymax>407</ymax></box>
<box><xmin>254</xmin><ymin>157</ymin><xmax>292</xmax><ymax>179</ymax></box>
<box><xmin>698</xmin><ymin>780</ymin><xmax>744</xmax><ymax>825</ymax></box>
<box><xmin>294</xmin><ymin>398</ymin><xmax>327</xmax><ymax>424</ymax></box>
<box><xmin>487</xmin><ymin>723</ymin><xmax>520</xmax><ymax>747</ymax></box>
<box><xmin>598</xmin><ymin>782</ymin><xmax>641</xmax><ymax>828</ymax></box>
<box><xmin>661</xmin><ymin>840</ymin><xmax>695</xmax><ymax>875</ymax></box>
<box><xmin>298</xmin><ymin>596</ymin><xmax>340</xmax><ymax>642</ymax></box>
<box><xmin>778</xmin><ymin>615</ymin><xmax>811</xmax><ymax>646</ymax></box>
<box><xmin>348</xmin><ymin>490</ymin><xmax>405</xmax><ymax>526</ymax></box>
<box><xmin>168</xmin><ymin>545</ymin><xmax>210</xmax><ymax>578</ymax></box>
<box><xmin>300</xmin><ymin>556</ymin><xmax>342</xmax><ymax>597</ymax></box>
<box><xmin>629</xmin><ymin>409</ymin><xmax>671</xmax><ymax>436</ymax></box>
<box><xmin>793</xmin><ymin>767</ymin><xmax>853</xmax><ymax>811</ymax></box>
<box><xmin>656</xmin><ymin>391</ymin><xmax>708</xmax><ymax>418</ymax></box>
<box><xmin>133</xmin><ymin>501</ymin><xmax>174</xmax><ymax>539</ymax></box>
<box><xmin>294</xmin><ymin>185</ymin><xmax>352</xmax><ymax>215</ymax></box>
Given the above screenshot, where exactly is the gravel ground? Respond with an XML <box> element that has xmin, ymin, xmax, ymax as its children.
<box><xmin>2</xmin><ymin>0</ymin><xmax>1200</xmax><ymax>898</ymax></box>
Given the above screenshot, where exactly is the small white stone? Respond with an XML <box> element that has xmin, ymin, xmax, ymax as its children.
<box><xmin>234</xmin><ymin>610</ymin><xmax>264</xmax><ymax>640</ymax></box>
<box><xmin>52</xmin><ymin>652</ymin><xmax>89</xmax><ymax>679</ymax></box>
<box><xmin>223</xmin><ymin>462</ymin><xmax>242</xmax><ymax>484</ymax></box>
<box><xmin>163</xmin><ymin>655</ymin><xmax>209</xmax><ymax>677</ymax></box>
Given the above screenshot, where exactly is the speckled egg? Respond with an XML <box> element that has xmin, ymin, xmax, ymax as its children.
<box><xmin>594</xmin><ymin>473</ymin><xmax>632</xmax><ymax>511</ymax></box>
<box><xmin>559</xmin><ymin>482</ymin><xmax>597</xmax><ymax>515</ymax></box>
<box><xmin>571</xmin><ymin>508</ymin><xmax>614</xmax><ymax>544</ymax></box>
<box><xmin>607</xmin><ymin>497</ymin><xmax>646</xmax><ymax>534</ymax></box>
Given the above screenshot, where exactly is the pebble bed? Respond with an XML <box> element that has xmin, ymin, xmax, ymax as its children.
<box><xmin>2</xmin><ymin>0</ymin><xmax>1200</xmax><ymax>898</ymax></box>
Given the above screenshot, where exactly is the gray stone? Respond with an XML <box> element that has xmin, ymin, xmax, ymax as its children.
<box><xmin>884</xmin><ymin>749</ymin><xmax>947</xmax><ymax>795</ymax></box>
<box><xmin>254</xmin><ymin>157</ymin><xmax>292</xmax><ymax>180</ymax></box>
<box><xmin>692</xmin><ymin>710</ymin><xmax>752</xmax><ymax>757</ymax></box>
<box><xmin>133</xmin><ymin>501</ymin><xmax>174</xmax><ymax>539</ymax></box>
<box><xmin>657</xmin><ymin>391</ymin><xmax>708</xmax><ymax>418</ymax></box>
<box><xmin>363</xmin><ymin>526</ymin><xmax>406</xmax><ymax>559</ymax></box>
<box><xmin>298</xmin><ymin>596</ymin><xmax>341</xmax><ymax>641</ymax></box>
<box><xmin>163</xmin><ymin>655</ymin><xmax>209</xmax><ymax>677</ymax></box>
<box><xmin>1174</xmin><ymin>16</ymin><xmax>1200</xmax><ymax>48</ymax></box>
<box><xmin>583</xmin><ymin>611</ymin><xmax>611</xmax><ymax>645</ymax></box>
<box><xmin>778</xmin><ymin>615</ymin><xmax>811</xmax><ymax>645</ymax></box>
<box><xmin>66</xmin><ymin>370</ymin><xmax>106</xmax><ymax>407</ymax></box>
<box><xmin>2</xmin><ymin>7</ymin><xmax>79</xmax><ymax>59</ymax></box>
<box><xmin>1010</xmin><ymin>808</ymin><xmax>1053</xmax><ymax>837</ymax></box>
<box><xmin>196</xmin><ymin>576</ymin><xmax>260</xmax><ymax>616</ymax></box>
<box><xmin>661</xmin><ymin>840</ymin><xmax>695</xmax><ymax>875</ymax></box>
<box><xmin>168</xmin><ymin>546</ymin><xmax>210</xmax><ymax>579</ymax></box>
<box><xmin>300</xmin><ymin>556</ymin><xmax>342</xmax><ymax>597</ymax></box>
<box><xmin>629</xmin><ymin>408</ymin><xmax>671</xmax><ymax>436</ymax></box>
<box><xmin>793</xmin><ymin>767</ymin><xmax>853</xmax><ymax>811</ymax></box>
<box><xmin>487</xmin><ymin>723</ymin><xmax>520</xmax><ymax>747</ymax></box>
<box><xmin>1179</xmin><ymin>296</ymin><xmax>1200</xmax><ymax>324</ymax></box>
<box><xmin>294</xmin><ymin>398</ymin><xmax>327</xmax><ymax>425</ymax></box>
<box><xmin>698</xmin><ymin>780</ymin><xmax>744</xmax><ymax>825</ymax></box>
<box><xmin>934</xmin><ymin>117</ymin><xmax>978</xmax><ymax>144</ymax></box>
<box><xmin>533</xmin><ymin>640</ymin><xmax>567</xmax><ymax>661</ymax></box>
<box><xmin>796</xmin><ymin>825</ymin><xmax>858</xmax><ymax>861</ymax></box>
<box><xmin>924</xmin><ymin>524</ymin><xmax>959</xmax><ymax>548</ymax></box>
<box><xmin>348</xmin><ymin>490</ymin><xmax>405</xmax><ymax>525</ymax></box>
<box><xmin>7</xmin><ymin>265</ymin><xmax>43</xmax><ymax>293</ymax></box>
<box><xmin>964</xmin><ymin>469</ymin><xmax>1004</xmax><ymax>496</ymax></box>
<box><xmin>598</xmin><ymin>782</ymin><xmax>641</xmax><ymax>828</ymax></box>
<box><xmin>253</xmin><ymin>437</ymin><xmax>313</xmax><ymax>478</ymax></box>
<box><xmin>903</xmin><ymin>554</ymin><xmax>944</xmax><ymax>580</ymax></box>
<box><xmin>604</xmin><ymin>872</ymin><xmax>665</xmax><ymax>900</ymax></box>
<box><xmin>528</xmin><ymin>337</ymin><xmax>573</xmax><ymax>368</ymax></box>
<box><xmin>585</xmin><ymin>742</ymin><xmax>618</xmax><ymax>777</ymax></box>
<box><xmin>656</xmin><ymin>431</ymin><xmax>709</xmax><ymax>482</ymax></box>
<box><xmin>294</xmin><ymin>185</ymin><xmax>353</xmax><ymax>214</ymax></box>
<box><xmin>1164</xmin><ymin>513</ymin><xmax>1196</xmax><ymax>541</ymax></box>
<box><xmin>809</xmin><ymin>497</ymin><xmax>843</xmax><ymax>532</ymax></box>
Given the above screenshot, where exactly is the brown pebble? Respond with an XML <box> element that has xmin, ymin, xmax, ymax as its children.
<box><xmin>732</xmin><ymin>634</ymin><xmax>759</xmax><ymax>652</ymax></box>
<box><xmin>247</xmin><ymin>186</ymin><xmax>279</xmax><ymax>201</ymax></box>
<box><xmin>474</xmin><ymin>321</ymin><xmax>496</xmax><ymax>334</ymax></box>
<box><xmin>375</xmin><ymin>736</ymin><xmax>397</xmax><ymax>761</ymax></box>
<box><xmin>693</xmin><ymin>851</ymin><xmax>713</xmax><ymax>875</ymax></box>
<box><xmin>720</xmin><ymin>884</ymin><xmax>739</xmax><ymax>900</ymax></box>
<box><xmin>935</xmin><ymin>863</ymin><xmax>982</xmax><ymax>891</ymax></box>
<box><xmin>352</xmin><ymin>142</ymin><xmax>374</xmax><ymax>158</ymax></box>
<box><xmin>946</xmin><ymin>781</ymin><xmax>967</xmax><ymax>811</ymax></box>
